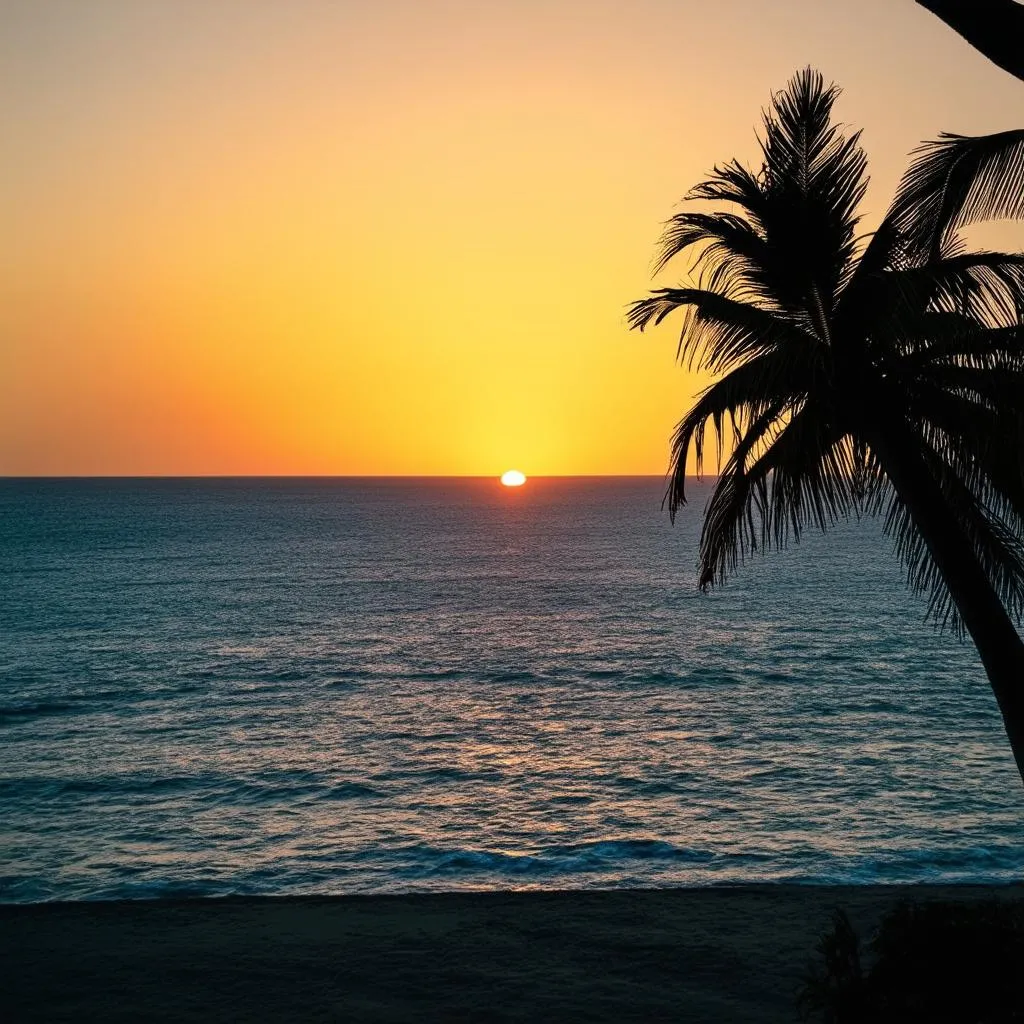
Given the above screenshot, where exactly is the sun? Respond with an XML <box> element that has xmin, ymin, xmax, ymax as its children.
<box><xmin>500</xmin><ymin>469</ymin><xmax>527</xmax><ymax>487</ymax></box>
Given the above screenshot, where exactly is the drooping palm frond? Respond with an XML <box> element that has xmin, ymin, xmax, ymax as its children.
<box><xmin>695</xmin><ymin>404</ymin><xmax>852</xmax><ymax>589</ymax></box>
<box><xmin>652</xmin><ymin>211</ymin><xmax>771</xmax><ymax>301</ymax></box>
<box><xmin>881</xmin><ymin>130</ymin><xmax>1024</xmax><ymax>263</ymax></box>
<box><xmin>881</xmin><ymin>440</ymin><xmax>1024</xmax><ymax>632</ymax></box>
<box><xmin>895</xmin><ymin>322</ymin><xmax>1024</xmax><ymax>371</ymax></box>
<box><xmin>842</xmin><ymin>254</ymin><xmax>1024</xmax><ymax>359</ymax></box>
<box><xmin>685</xmin><ymin>160</ymin><xmax>773</xmax><ymax>230</ymax></box>
<box><xmin>663</xmin><ymin>345</ymin><xmax>822</xmax><ymax>515</ymax></box>
<box><xmin>847</xmin><ymin>252</ymin><xmax>1024</xmax><ymax>325</ymax></box>
<box><xmin>860</xmin><ymin>358</ymin><xmax>1024</xmax><ymax>634</ymax></box>
<box><xmin>627</xmin><ymin>287</ymin><xmax>822</xmax><ymax>373</ymax></box>
<box><xmin>667</xmin><ymin>398</ymin><xmax>787</xmax><ymax>528</ymax></box>
<box><xmin>961</xmin><ymin>416</ymin><xmax>1024</xmax><ymax>537</ymax></box>
<box><xmin>912</xmin><ymin>364</ymin><xmax>1024</xmax><ymax>417</ymax></box>
<box><xmin>908</xmin><ymin>377</ymin><xmax>1024</xmax><ymax>532</ymax></box>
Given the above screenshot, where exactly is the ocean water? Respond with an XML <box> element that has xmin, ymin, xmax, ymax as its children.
<box><xmin>2</xmin><ymin>477</ymin><xmax>1023</xmax><ymax>903</ymax></box>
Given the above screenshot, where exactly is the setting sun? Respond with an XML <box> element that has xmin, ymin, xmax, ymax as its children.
<box><xmin>500</xmin><ymin>470</ymin><xmax>527</xmax><ymax>487</ymax></box>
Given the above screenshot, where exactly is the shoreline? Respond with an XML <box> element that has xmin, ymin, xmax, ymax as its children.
<box><xmin>5</xmin><ymin>883</ymin><xmax>1023</xmax><ymax>1022</ymax></box>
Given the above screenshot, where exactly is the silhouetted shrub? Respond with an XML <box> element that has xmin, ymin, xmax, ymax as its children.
<box><xmin>798</xmin><ymin>899</ymin><xmax>1024</xmax><ymax>1023</ymax></box>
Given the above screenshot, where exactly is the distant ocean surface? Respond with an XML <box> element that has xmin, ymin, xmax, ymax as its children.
<box><xmin>3</xmin><ymin>477</ymin><xmax>1024</xmax><ymax>904</ymax></box>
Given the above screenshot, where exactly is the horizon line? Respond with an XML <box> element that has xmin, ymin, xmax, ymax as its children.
<box><xmin>0</xmin><ymin>473</ymin><xmax>717</xmax><ymax>481</ymax></box>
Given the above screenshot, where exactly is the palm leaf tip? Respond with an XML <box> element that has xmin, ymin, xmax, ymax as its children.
<box><xmin>626</xmin><ymin>296</ymin><xmax>661</xmax><ymax>332</ymax></box>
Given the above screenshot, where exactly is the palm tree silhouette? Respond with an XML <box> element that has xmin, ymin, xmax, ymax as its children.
<box><xmin>630</xmin><ymin>69</ymin><xmax>1024</xmax><ymax>784</ymax></box>
<box><xmin>917</xmin><ymin>0</ymin><xmax>1024</xmax><ymax>83</ymax></box>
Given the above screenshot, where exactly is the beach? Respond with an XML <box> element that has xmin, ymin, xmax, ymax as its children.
<box><xmin>4</xmin><ymin>884</ymin><xmax>1022</xmax><ymax>1022</ymax></box>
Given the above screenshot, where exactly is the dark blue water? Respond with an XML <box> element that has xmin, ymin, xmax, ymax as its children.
<box><xmin>2</xmin><ymin>477</ymin><xmax>1022</xmax><ymax>903</ymax></box>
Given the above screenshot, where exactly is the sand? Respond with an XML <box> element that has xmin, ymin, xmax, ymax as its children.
<box><xmin>3</xmin><ymin>884</ymin><xmax>1022</xmax><ymax>1022</ymax></box>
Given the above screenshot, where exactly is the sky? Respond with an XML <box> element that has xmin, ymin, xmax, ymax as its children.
<box><xmin>2</xmin><ymin>0</ymin><xmax>1022</xmax><ymax>476</ymax></box>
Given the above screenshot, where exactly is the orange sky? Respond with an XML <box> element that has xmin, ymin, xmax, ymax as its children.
<box><xmin>2</xmin><ymin>0</ymin><xmax>1022</xmax><ymax>476</ymax></box>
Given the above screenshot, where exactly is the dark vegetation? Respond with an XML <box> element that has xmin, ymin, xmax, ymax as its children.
<box><xmin>798</xmin><ymin>899</ymin><xmax>1024</xmax><ymax>1022</ymax></box>
<box><xmin>917</xmin><ymin>0</ymin><xmax>1024</xmax><ymax>84</ymax></box>
<box><xmin>630</xmin><ymin>69</ymin><xmax>1024</xmax><ymax>784</ymax></box>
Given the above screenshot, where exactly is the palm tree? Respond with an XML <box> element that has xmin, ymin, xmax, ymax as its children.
<box><xmin>917</xmin><ymin>0</ymin><xmax>1024</xmax><ymax>83</ymax></box>
<box><xmin>629</xmin><ymin>69</ymin><xmax>1024</xmax><ymax>785</ymax></box>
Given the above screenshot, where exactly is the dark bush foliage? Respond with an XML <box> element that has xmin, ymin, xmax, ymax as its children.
<box><xmin>798</xmin><ymin>899</ymin><xmax>1024</xmax><ymax>1022</ymax></box>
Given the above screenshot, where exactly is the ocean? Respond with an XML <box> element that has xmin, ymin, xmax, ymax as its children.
<box><xmin>2</xmin><ymin>477</ymin><xmax>1023</xmax><ymax>903</ymax></box>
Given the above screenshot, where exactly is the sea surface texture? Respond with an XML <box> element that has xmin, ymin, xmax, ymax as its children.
<box><xmin>3</xmin><ymin>478</ymin><xmax>1023</xmax><ymax>902</ymax></box>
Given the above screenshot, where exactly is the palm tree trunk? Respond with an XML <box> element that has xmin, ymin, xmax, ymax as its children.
<box><xmin>872</xmin><ymin>423</ymin><xmax>1024</xmax><ymax>787</ymax></box>
<box><xmin>917</xmin><ymin>0</ymin><xmax>1024</xmax><ymax>83</ymax></box>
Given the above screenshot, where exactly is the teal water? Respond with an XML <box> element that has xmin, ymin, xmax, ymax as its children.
<box><xmin>2</xmin><ymin>477</ymin><xmax>1022</xmax><ymax>902</ymax></box>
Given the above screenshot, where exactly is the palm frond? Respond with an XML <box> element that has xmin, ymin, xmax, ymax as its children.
<box><xmin>683</xmin><ymin>160</ymin><xmax>778</xmax><ymax>239</ymax></box>
<box><xmin>882</xmin><ymin>448</ymin><xmax>1024</xmax><ymax>632</ymax></box>
<box><xmin>881</xmin><ymin>130</ymin><xmax>1024</xmax><ymax>263</ymax></box>
<box><xmin>845</xmin><ymin>254</ymin><xmax>1024</xmax><ymax>354</ymax></box>
<box><xmin>696</xmin><ymin>404</ymin><xmax>852</xmax><ymax>589</ymax></box>
<box><xmin>905</xmin><ymin>380</ymin><xmax>1024</xmax><ymax>534</ymax></box>
<box><xmin>898</xmin><ymin>253</ymin><xmax>1024</xmax><ymax>326</ymax></box>
<box><xmin>896</xmin><ymin>323</ymin><xmax>1024</xmax><ymax>370</ymax></box>
<box><xmin>917</xmin><ymin>364</ymin><xmax>1024</xmax><ymax>410</ymax></box>
<box><xmin>627</xmin><ymin>287</ymin><xmax>822</xmax><ymax>374</ymax></box>
<box><xmin>667</xmin><ymin>399</ymin><xmax>790</xmax><ymax>529</ymax></box>
<box><xmin>664</xmin><ymin>345</ymin><xmax>823</xmax><ymax>515</ymax></box>
<box><xmin>652</xmin><ymin>211</ymin><xmax>771</xmax><ymax>302</ymax></box>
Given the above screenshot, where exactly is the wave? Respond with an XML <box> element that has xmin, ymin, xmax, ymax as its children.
<box><xmin>395</xmin><ymin>839</ymin><xmax>718</xmax><ymax>880</ymax></box>
<box><xmin>405</xmin><ymin>668</ymin><xmax>466</xmax><ymax>682</ymax></box>
<box><xmin>0</xmin><ymin>680</ymin><xmax>211</xmax><ymax>725</ymax></box>
<box><xmin>0</xmin><ymin>700</ymin><xmax>77</xmax><ymax>723</ymax></box>
<box><xmin>822</xmin><ymin>845</ymin><xmax>1024</xmax><ymax>884</ymax></box>
<box><xmin>3</xmin><ymin>774</ymin><xmax>200</xmax><ymax>799</ymax></box>
<box><xmin>541</xmin><ymin>839</ymin><xmax>717</xmax><ymax>863</ymax></box>
<box><xmin>289</xmin><ymin>665</ymin><xmax>733</xmax><ymax>688</ymax></box>
<box><xmin>0</xmin><ymin>772</ymin><xmax>385</xmax><ymax>804</ymax></box>
<box><xmin>386</xmin><ymin>840</ymin><xmax>1024</xmax><ymax>890</ymax></box>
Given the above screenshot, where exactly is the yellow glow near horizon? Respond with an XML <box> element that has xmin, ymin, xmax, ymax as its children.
<box><xmin>2</xmin><ymin>1</ymin><xmax>1022</xmax><ymax>476</ymax></box>
<box><xmin>501</xmin><ymin>470</ymin><xmax>527</xmax><ymax>487</ymax></box>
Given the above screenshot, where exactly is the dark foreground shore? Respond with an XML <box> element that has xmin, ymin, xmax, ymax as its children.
<box><xmin>3</xmin><ymin>884</ymin><xmax>1022</xmax><ymax>1022</ymax></box>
